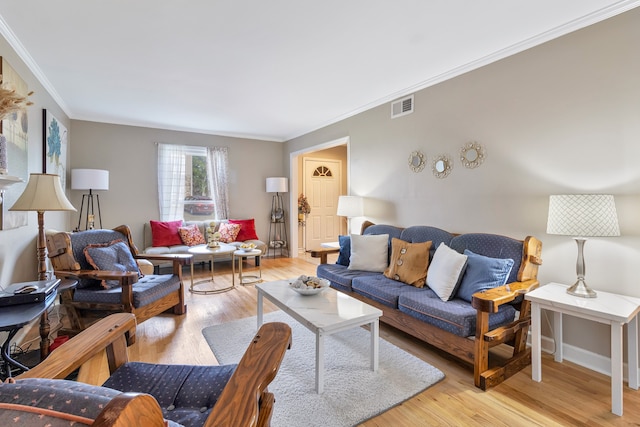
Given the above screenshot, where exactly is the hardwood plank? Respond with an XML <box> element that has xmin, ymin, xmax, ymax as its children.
<box><xmin>19</xmin><ymin>255</ymin><xmax>640</xmax><ymax>425</ymax></box>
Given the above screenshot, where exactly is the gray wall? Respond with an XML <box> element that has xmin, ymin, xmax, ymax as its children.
<box><xmin>70</xmin><ymin>121</ymin><xmax>284</xmax><ymax>250</ymax></box>
<box><xmin>0</xmin><ymin>39</ymin><xmax>71</xmax><ymax>286</ymax></box>
<box><xmin>285</xmin><ymin>9</ymin><xmax>640</xmax><ymax>367</ymax></box>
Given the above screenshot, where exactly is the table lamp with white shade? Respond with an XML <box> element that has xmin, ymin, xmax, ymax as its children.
<box><xmin>71</xmin><ymin>168</ymin><xmax>109</xmax><ymax>230</ymax></box>
<box><xmin>337</xmin><ymin>195</ymin><xmax>364</xmax><ymax>235</ymax></box>
<box><xmin>10</xmin><ymin>173</ymin><xmax>76</xmax><ymax>280</ymax></box>
<box><xmin>546</xmin><ymin>194</ymin><xmax>620</xmax><ymax>298</ymax></box>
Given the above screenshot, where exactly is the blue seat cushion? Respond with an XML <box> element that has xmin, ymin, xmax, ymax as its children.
<box><xmin>103</xmin><ymin>362</ymin><xmax>237</xmax><ymax>427</ymax></box>
<box><xmin>316</xmin><ymin>263</ymin><xmax>378</xmax><ymax>293</ymax></box>
<box><xmin>398</xmin><ymin>288</ymin><xmax>516</xmax><ymax>337</ymax></box>
<box><xmin>351</xmin><ymin>275</ymin><xmax>410</xmax><ymax>308</ymax></box>
<box><xmin>73</xmin><ymin>274</ymin><xmax>181</xmax><ymax>308</ymax></box>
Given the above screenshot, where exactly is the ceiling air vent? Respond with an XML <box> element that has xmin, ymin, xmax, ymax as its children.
<box><xmin>391</xmin><ymin>94</ymin><xmax>414</xmax><ymax>119</ymax></box>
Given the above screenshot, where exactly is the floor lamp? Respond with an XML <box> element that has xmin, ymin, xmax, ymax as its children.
<box><xmin>337</xmin><ymin>195</ymin><xmax>364</xmax><ymax>235</ymax></box>
<box><xmin>10</xmin><ymin>173</ymin><xmax>76</xmax><ymax>281</ymax></box>
<box><xmin>71</xmin><ymin>168</ymin><xmax>109</xmax><ymax>230</ymax></box>
<box><xmin>266</xmin><ymin>177</ymin><xmax>288</xmax><ymax>257</ymax></box>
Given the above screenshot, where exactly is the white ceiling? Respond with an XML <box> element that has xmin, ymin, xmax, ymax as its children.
<box><xmin>0</xmin><ymin>1</ymin><xmax>638</xmax><ymax>142</ymax></box>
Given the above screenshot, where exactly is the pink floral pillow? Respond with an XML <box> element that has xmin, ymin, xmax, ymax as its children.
<box><xmin>218</xmin><ymin>223</ymin><xmax>241</xmax><ymax>243</ymax></box>
<box><xmin>178</xmin><ymin>224</ymin><xmax>206</xmax><ymax>246</ymax></box>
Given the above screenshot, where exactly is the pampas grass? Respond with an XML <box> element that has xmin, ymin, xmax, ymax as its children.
<box><xmin>0</xmin><ymin>74</ymin><xmax>33</xmax><ymax>121</ymax></box>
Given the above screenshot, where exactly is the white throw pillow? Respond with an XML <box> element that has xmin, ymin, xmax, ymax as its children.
<box><xmin>348</xmin><ymin>233</ymin><xmax>389</xmax><ymax>272</ymax></box>
<box><xmin>426</xmin><ymin>242</ymin><xmax>468</xmax><ymax>301</ymax></box>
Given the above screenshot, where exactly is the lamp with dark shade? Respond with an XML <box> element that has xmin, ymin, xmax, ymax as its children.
<box><xmin>10</xmin><ymin>173</ymin><xmax>76</xmax><ymax>280</ymax></box>
<box><xmin>546</xmin><ymin>194</ymin><xmax>620</xmax><ymax>298</ymax></box>
<box><xmin>71</xmin><ymin>168</ymin><xmax>109</xmax><ymax>230</ymax></box>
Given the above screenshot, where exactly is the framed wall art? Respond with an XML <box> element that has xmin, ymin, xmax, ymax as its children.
<box><xmin>0</xmin><ymin>56</ymin><xmax>29</xmax><ymax>230</ymax></box>
<box><xmin>42</xmin><ymin>109</ymin><xmax>68</xmax><ymax>189</ymax></box>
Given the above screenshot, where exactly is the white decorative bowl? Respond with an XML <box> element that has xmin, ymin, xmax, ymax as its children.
<box><xmin>240</xmin><ymin>244</ymin><xmax>256</xmax><ymax>252</ymax></box>
<box><xmin>289</xmin><ymin>277</ymin><xmax>330</xmax><ymax>295</ymax></box>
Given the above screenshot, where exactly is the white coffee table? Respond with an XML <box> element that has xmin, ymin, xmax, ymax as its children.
<box><xmin>526</xmin><ymin>282</ymin><xmax>640</xmax><ymax>416</ymax></box>
<box><xmin>232</xmin><ymin>249</ymin><xmax>262</xmax><ymax>286</ymax></box>
<box><xmin>187</xmin><ymin>244</ymin><xmax>236</xmax><ymax>294</ymax></box>
<box><xmin>256</xmin><ymin>280</ymin><xmax>383</xmax><ymax>393</ymax></box>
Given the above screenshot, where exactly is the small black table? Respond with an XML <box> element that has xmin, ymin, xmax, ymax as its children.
<box><xmin>0</xmin><ymin>282</ymin><xmax>58</xmax><ymax>378</ymax></box>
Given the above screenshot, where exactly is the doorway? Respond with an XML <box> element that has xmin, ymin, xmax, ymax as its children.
<box><xmin>303</xmin><ymin>157</ymin><xmax>342</xmax><ymax>250</ymax></box>
<box><xmin>289</xmin><ymin>137</ymin><xmax>349</xmax><ymax>257</ymax></box>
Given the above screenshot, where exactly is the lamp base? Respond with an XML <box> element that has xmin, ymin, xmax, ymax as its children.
<box><xmin>566</xmin><ymin>279</ymin><xmax>597</xmax><ymax>298</ymax></box>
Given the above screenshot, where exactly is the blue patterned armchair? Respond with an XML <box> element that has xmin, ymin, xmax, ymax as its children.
<box><xmin>2</xmin><ymin>314</ymin><xmax>292</xmax><ymax>427</ymax></box>
<box><xmin>46</xmin><ymin>225</ymin><xmax>192</xmax><ymax>334</ymax></box>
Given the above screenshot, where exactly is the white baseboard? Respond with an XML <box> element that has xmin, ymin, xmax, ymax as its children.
<box><xmin>534</xmin><ymin>334</ymin><xmax>640</xmax><ymax>382</ymax></box>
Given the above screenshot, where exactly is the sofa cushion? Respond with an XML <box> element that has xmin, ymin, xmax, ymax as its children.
<box><xmin>178</xmin><ymin>224</ymin><xmax>206</xmax><ymax>246</ymax></box>
<box><xmin>336</xmin><ymin>235</ymin><xmax>351</xmax><ymax>266</ymax></box>
<box><xmin>316</xmin><ymin>263</ymin><xmax>378</xmax><ymax>293</ymax></box>
<box><xmin>399</xmin><ymin>226</ymin><xmax>454</xmax><ymax>260</ymax></box>
<box><xmin>456</xmin><ymin>249</ymin><xmax>514</xmax><ymax>303</ymax></box>
<box><xmin>426</xmin><ymin>243</ymin><xmax>468</xmax><ymax>301</ymax></box>
<box><xmin>348</xmin><ymin>233</ymin><xmax>389</xmax><ymax>272</ymax></box>
<box><xmin>73</xmin><ymin>274</ymin><xmax>181</xmax><ymax>308</ymax></box>
<box><xmin>103</xmin><ymin>362</ymin><xmax>237</xmax><ymax>427</ymax></box>
<box><xmin>150</xmin><ymin>220</ymin><xmax>184</xmax><ymax>247</ymax></box>
<box><xmin>229</xmin><ymin>218</ymin><xmax>259</xmax><ymax>241</ymax></box>
<box><xmin>398</xmin><ymin>289</ymin><xmax>517</xmax><ymax>337</ymax></box>
<box><xmin>352</xmin><ymin>274</ymin><xmax>409</xmax><ymax>308</ymax></box>
<box><xmin>449</xmin><ymin>233</ymin><xmax>523</xmax><ymax>285</ymax></box>
<box><xmin>383</xmin><ymin>238</ymin><xmax>431</xmax><ymax>288</ymax></box>
<box><xmin>84</xmin><ymin>239</ymin><xmax>142</xmax><ymax>289</ymax></box>
<box><xmin>218</xmin><ymin>223</ymin><xmax>241</xmax><ymax>243</ymax></box>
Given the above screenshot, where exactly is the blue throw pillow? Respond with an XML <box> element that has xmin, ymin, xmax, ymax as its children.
<box><xmin>336</xmin><ymin>235</ymin><xmax>351</xmax><ymax>266</ymax></box>
<box><xmin>456</xmin><ymin>249</ymin><xmax>514</xmax><ymax>303</ymax></box>
<box><xmin>84</xmin><ymin>240</ymin><xmax>141</xmax><ymax>289</ymax></box>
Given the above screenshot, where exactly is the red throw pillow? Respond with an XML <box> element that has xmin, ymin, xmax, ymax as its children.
<box><xmin>229</xmin><ymin>218</ymin><xmax>259</xmax><ymax>241</ymax></box>
<box><xmin>150</xmin><ymin>220</ymin><xmax>183</xmax><ymax>247</ymax></box>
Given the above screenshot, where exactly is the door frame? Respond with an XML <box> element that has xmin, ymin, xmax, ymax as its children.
<box><xmin>289</xmin><ymin>136</ymin><xmax>350</xmax><ymax>259</ymax></box>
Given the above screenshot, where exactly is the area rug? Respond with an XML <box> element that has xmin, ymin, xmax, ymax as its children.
<box><xmin>202</xmin><ymin>311</ymin><xmax>445</xmax><ymax>427</ymax></box>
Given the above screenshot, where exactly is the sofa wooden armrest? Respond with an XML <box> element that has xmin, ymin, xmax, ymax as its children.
<box><xmin>16</xmin><ymin>313</ymin><xmax>292</xmax><ymax>427</ymax></box>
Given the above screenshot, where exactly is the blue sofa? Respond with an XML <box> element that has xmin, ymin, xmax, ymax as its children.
<box><xmin>315</xmin><ymin>222</ymin><xmax>542</xmax><ymax>389</ymax></box>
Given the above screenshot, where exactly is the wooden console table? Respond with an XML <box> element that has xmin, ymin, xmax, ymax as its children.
<box><xmin>526</xmin><ymin>282</ymin><xmax>640</xmax><ymax>416</ymax></box>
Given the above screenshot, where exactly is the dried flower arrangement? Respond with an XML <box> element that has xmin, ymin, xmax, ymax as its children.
<box><xmin>0</xmin><ymin>74</ymin><xmax>33</xmax><ymax>121</ymax></box>
<box><xmin>298</xmin><ymin>194</ymin><xmax>311</xmax><ymax>215</ymax></box>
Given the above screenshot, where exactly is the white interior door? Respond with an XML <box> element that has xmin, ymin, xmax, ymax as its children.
<box><xmin>304</xmin><ymin>158</ymin><xmax>342</xmax><ymax>249</ymax></box>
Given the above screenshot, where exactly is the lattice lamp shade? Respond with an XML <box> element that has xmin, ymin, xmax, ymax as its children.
<box><xmin>547</xmin><ymin>194</ymin><xmax>620</xmax><ymax>237</ymax></box>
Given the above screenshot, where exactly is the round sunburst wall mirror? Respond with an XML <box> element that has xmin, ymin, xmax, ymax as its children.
<box><xmin>408</xmin><ymin>151</ymin><xmax>425</xmax><ymax>173</ymax></box>
<box><xmin>460</xmin><ymin>141</ymin><xmax>485</xmax><ymax>169</ymax></box>
<box><xmin>432</xmin><ymin>154</ymin><xmax>453</xmax><ymax>179</ymax></box>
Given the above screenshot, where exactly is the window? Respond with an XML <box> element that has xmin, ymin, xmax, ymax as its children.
<box><xmin>157</xmin><ymin>143</ymin><xmax>229</xmax><ymax>221</ymax></box>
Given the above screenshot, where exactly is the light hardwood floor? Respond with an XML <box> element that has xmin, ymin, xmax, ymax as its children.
<box><xmin>37</xmin><ymin>255</ymin><xmax>640</xmax><ymax>426</ymax></box>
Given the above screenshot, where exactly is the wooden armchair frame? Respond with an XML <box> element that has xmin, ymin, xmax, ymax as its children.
<box><xmin>17</xmin><ymin>313</ymin><xmax>292</xmax><ymax>427</ymax></box>
<box><xmin>46</xmin><ymin>225</ymin><xmax>192</xmax><ymax>333</ymax></box>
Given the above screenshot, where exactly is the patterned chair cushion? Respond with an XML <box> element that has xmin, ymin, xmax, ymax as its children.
<box><xmin>0</xmin><ymin>378</ymin><xmax>183</xmax><ymax>427</ymax></box>
<box><xmin>351</xmin><ymin>274</ymin><xmax>409</xmax><ymax>308</ymax></box>
<box><xmin>103</xmin><ymin>362</ymin><xmax>237</xmax><ymax>427</ymax></box>
<box><xmin>73</xmin><ymin>273</ymin><xmax>181</xmax><ymax>308</ymax></box>
<box><xmin>399</xmin><ymin>225</ymin><xmax>454</xmax><ymax>260</ymax></box>
<box><xmin>316</xmin><ymin>263</ymin><xmax>379</xmax><ymax>293</ymax></box>
<box><xmin>84</xmin><ymin>239</ymin><xmax>142</xmax><ymax>289</ymax></box>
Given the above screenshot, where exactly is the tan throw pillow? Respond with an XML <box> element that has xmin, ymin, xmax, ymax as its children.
<box><xmin>383</xmin><ymin>238</ymin><xmax>432</xmax><ymax>288</ymax></box>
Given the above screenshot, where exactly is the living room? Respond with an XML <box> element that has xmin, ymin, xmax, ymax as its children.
<box><xmin>0</xmin><ymin>3</ymin><xmax>639</xmax><ymax>425</ymax></box>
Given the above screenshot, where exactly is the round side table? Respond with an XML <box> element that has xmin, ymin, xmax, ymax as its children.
<box><xmin>188</xmin><ymin>244</ymin><xmax>236</xmax><ymax>294</ymax></box>
<box><xmin>232</xmin><ymin>249</ymin><xmax>263</xmax><ymax>286</ymax></box>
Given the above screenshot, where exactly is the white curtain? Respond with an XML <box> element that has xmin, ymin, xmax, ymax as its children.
<box><xmin>207</xmin><ymin>146</ymin><xmax>229</xmax><ymax>220</ymax></box>
<box><xmin>157</xmin><ymin>143</ymin><xmax>186</xmax><ymax>221</ymax></box>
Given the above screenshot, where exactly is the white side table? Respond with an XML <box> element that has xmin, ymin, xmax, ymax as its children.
<box><xmin>232</xmin><ymin>249</ymin><xmax>262</xmax><ymax>286</ymax></box>
<box><xmin>526</xmin><ymin>282</ymin><xmax>640</xmax><ymax>416</ymax></box>
<box><xmin>188</xmin><ymin>244</ymin><xmax>236</xmax><ymax>294</ymax></box>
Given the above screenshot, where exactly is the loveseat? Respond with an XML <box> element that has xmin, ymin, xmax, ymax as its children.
<box><xmin>314</xmin><ymin>221</ymin><xmax>542</xmax><ymax>389</ymax></box>
<box><xmin>143</xmin><ymin>219</ymin><xmax>267</xmax><ymax>270</ymax></box>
